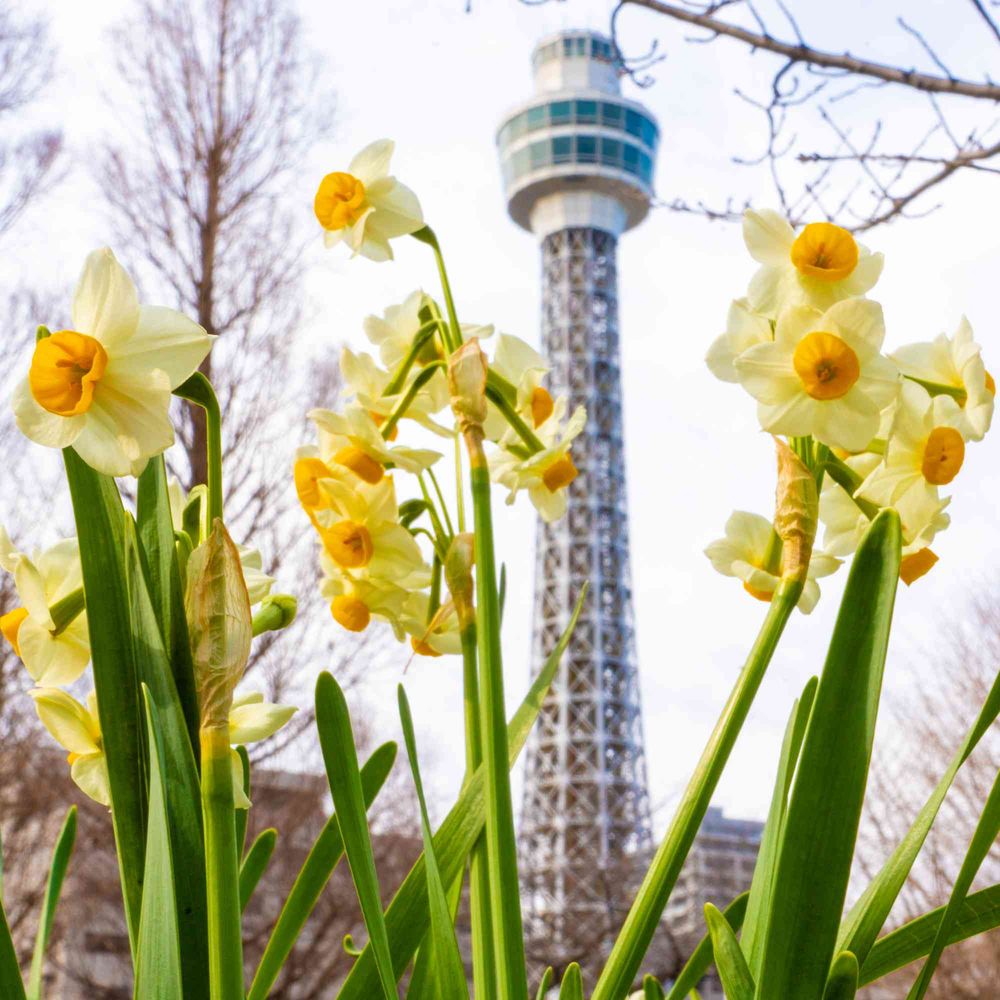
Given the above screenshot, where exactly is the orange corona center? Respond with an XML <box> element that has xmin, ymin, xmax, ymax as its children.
<box><xmin>792</xmin><ymin>332</ymin><xmax>861</xmax><ymax>400</ymax></box>
<box><xmin>0</xmin><ymin>607</ymin><xmax>28</xmax><ymax>657</ymax></box>
<box><xmin>542</xmin><ymin>455</ymin><xmax>578</xmax><ymax>493</ymax></box>
<box><xmin>323</xmin><ymin>521</ymin><xmax>374</xmax><ymax>569</ymax></box>
<box><xmin>411</xmin><ymin>636</ymin><xmax>442</xmax><ymax>658</ymax></box>
<box><xmin>294</xmin><ymin>457</ymin><xmax>334</xmax><ymax>510</ymax></box>
<box><xmin>985</xmin><ymin>370</ymin><xmax>996</xmax><ymax>396</ymax></box>
<box><xmin>314</xmin><ymin>172</ymin><xmax>367</xmax><ymax>230</ymax></box>
<box><xmin>899</xmin><ymin>548</ymin><xmax>938</xmax><ymax>586</ymax></box>
<box><xmin>29</xmin><ymin>331</ymin><xmax>109</xmax><ymax>416</ymax></box>
<box><xmin>334</xmin><ymin>445</ymin><xmax>384</xmax><ymax>484</ymax></box>
<box><xmin>530</xmin><ymin>387</ymin><xmax>554</xmax><ymax>428</ymax></box>
<box><xmin>790</xmin><ymin>222</ymin><xmax>859</xmax><ymax>282</ymax></box>
<box><xmin>331</xmin><ymin>595</ymin><xmax>371</xmax><ymax>632</ymax></box>
<box><xmin>742</xmin><ymin>581</ymin><xmax>774</xmax><ymax>603</ymax></box>
<box><xmin>921</xmin><ymin>427</ymin><xmax>965</xmax><ymax>485</ymax></box>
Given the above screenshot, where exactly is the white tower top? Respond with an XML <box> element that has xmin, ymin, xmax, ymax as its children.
<box><xmin>497</xmin><ymin>29</ymin><xmax>659</xmax><ymax>240</ymax></box>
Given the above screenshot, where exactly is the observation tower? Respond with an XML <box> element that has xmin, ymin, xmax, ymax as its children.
<box><xmin>496</xmin><ymin>30</ymin><xmax>659</xmax><ymax>968</ymax></box>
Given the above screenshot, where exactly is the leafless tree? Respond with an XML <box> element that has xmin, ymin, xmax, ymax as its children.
<box><xmin>856</xmin><ymin>583</ymin><xmax>1000</xmax><ymax>998</ymax></box>
<box><xmin>605</xmin><ymin>0</ymin><xmax>1000</xmax><ymax>230</ymax></box>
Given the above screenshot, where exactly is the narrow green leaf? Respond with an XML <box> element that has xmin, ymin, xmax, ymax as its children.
<box><xmin>336</xmin><ymin>587</ymin><xmax>585</xmax><ymax>998</ymax></box>
<box><xmin>742</xmin><ymin>677</ymin><xmax>818</xmax><ymax>977</ymax></box>
<box><xmin>123</xmin><ymin>519</ymin><xmax>209</xmax><ymax>998</ymax></box>
<box><xmin>247</xmin><ymin>742</ymin><xmax>397</xmax><ymax>1000</ymax></box>
<box><xmin>27</xmin><ymin>807</ymin><xmax>77</xmax><ymax>1000</ymax></box>
<box><xmin>134</xmin><ymin>688</ymin><xmax>183</xmax><ymax>1000</ymax></box>
<box><xmin>643</xmin><ymin>973</ymin><xmax>666</xmax><ymax>999</ymax></box>
<box><xmin>837</xmin><ymin>663</ymin><xmax>1000</xmax><ymax>966</ymax></box>
<box><xmin>558</xmin><ymin>963</ymin><xmax>583</xmax><ymax>999</ymax></box>
<box><xmin>704</xmin><ymin>903</ymin><xmax>753</xmax><ymax>1000</ymax></box>
<box><xmin>316</xmin><ymin>673</ymin><xmax>398</xmax><ymax>1000</ymax></box>
<box><xmin>235</xmin><ymin>746</ymin><xmax>250</xmax><ymax>859</ymax></box>
<box><xmin>398</xmin><ymin>686</ymin><xmax>469</xmax><ymax>1000</ymax></box>
<box><xmin>240</xmin><ymin>829</ymin><xmax>277</xmax><ymax>913</ymax></box>
<box><xmin>534</xmin><ymin>968</ymin><xmax>554</xmax><ymax>1000</ymax></box>
<box><xmin>755</xmin><ymin>509</ymin><xmax>901</xmax><ymax>999</ymax></box>
<box><xmin>136</xmin><ymin>455</ymin><xmax>200</xmax><ymax>755</ymax></box>
<box><xmin>822</xmin><ymin>951</ymin><xmax>859</xmax><ymax>1000</ymax></box>
<box><xmin>859</xmin><ymin>883</ymin><xmax>1000</xmax><ymax>985</ymax></box>
<box><xmin>63</xmin><ymin>447</ymin><xmax>146</xmax><ymax>945</ymax></box>
<box><xmin>0</xmin><ymin>821</ymin><xmax>25</xmax><ymax>1000</ymax></box>
<box><xmin>907</xmin><ymin>766</ymin><xmax>1000</xmax><ymax>998</ymax></box>
<box><xmin>664</xmin><ymin>893</ymin><xmax>749</xmax><ymax>1000</ymax></box>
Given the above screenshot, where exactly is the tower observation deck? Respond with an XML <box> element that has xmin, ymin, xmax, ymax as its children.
<box><xmin>497</xmin><ymin>30</ymin><xmax>658</xmax><ymax>972</ymax></box>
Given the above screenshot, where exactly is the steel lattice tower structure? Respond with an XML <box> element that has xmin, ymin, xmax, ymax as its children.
<box><xmin>496</xmin><ymin>30</ymin><xmax>660</xmax><ymax>966</ymax></box>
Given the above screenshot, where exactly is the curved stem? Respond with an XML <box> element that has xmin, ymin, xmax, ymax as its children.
<box><xmin>174</xmin><ymin>373</ymin><xmax>224</xmax><ymax>524</ymax></box>
<box><xmin>485</xmin><ymin>384</ymin><xmax>545</xmax><ymax>454</ymax></box>
<box><xmin>379</xmin><ymin>363</ymin><xmax>445</xmax><ymax>441</ymax></box>
<box><xmin>383</xmin><ymin>319</ymin><xmax>448</xmax><ymax>396</ymax></box>
<box><xmin>412</xmin><ymin>226</ymin><xmax>462</xmax><ymax>353</ymax></box>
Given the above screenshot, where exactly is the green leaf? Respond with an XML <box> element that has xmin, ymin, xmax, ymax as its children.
<box><xmin>247</xmin><ymin>742</ymin><xmax>397</xmax><ymax>1000</ymax></box>
<box><xmin>63</xmin><ymin>447</ymin><xmax>147</xmax><ymax>946</ymax></box>
<box><xmin>0</xmin><ymin>823</ymin><xmax>25</xmax><ymax>1000</ymax></box>
<box><xmin>838</xmin><ymin>665</ymin><xmax>1000</xmax><ymax>966</ymax></box>
<box><xmin>534</xmin><ymin>968</ymin><xmax>554</xmax><ymax>1000</ymax></box>
<box><xmin>558</xmin><ymin>963</ymin><xmax>583</xmax><ymax>999</ymax></box>
<box><xmin>336</xmin><ymin>587</ymin><xmax>585</xmax><ymax>998</ymax></box>
<box><xmin>235</xmin><ymin>746</ymin><xmax>250</xmax><ymax>858</ymax></box>
<box><xmin>906</xmin><ymin>766</ymin><xmax>1000</xmax><ymax>998</ymax></box>
<box><xmin>664</xmin><ymin>893</ymin><xmax>749</xmax><ymax>1000</ymax></box>
<box><xmin>315</xmin><ymin>673</ymin><xmax>398</xmax><ymax>1000</ymax></box>
<box><xmin>742</xmin><ymin>677</ymin><xmax>818</xmax><ymax>977</ymax></box>
<box><xmin>123</xmin><ymin>518</ymin><xmax>209</xmax><ymax>998</ymax></box>
<box><xmin>26</xmin><ymin>807</ymin><xmax>77</xmax><ymax>1000</ymax></box>
<box><xmin>822</xmin><ymin>951</ymin><xmax>859</xmax><ymax>1000</ymax></box>
<box><xmin>858</xmin><ymin>883</ymin><xmax>1000</xmax><ymax>985</ymax></box>
<box><xmin>134</xmin><ymin>687</ymin><xmax>183</xmax><ymax>1000</ymax></box>
<box><xmin>754</xmin><ymin>509</ymin><xmax>901</xmax><ymax>1000</ymax></box>
<box><xmin>704</xmin><ymin>903</ymin><xmax>754</xmax><ymax>1000</ymax></box>
<box><xmin>398</xmin><ymin>686</ymin><xmax>469</xmax><ymax>1000</ymax></box>
<box><xmin>240</xmin><ymin>829</ymin><xmax>277</xmax><ymax>913</ymax></box>
<box><xmin>643</xmin><ymin>974</ymin><xmax>666</xmax><ymax>999</ymax></box>
<box><xmin>136</xmin><ymin>456</ymin><xmax>200</xmax><ymax>755</ymax></box>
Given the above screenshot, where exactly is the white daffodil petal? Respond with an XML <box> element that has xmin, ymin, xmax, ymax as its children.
<box><xmin>231</xmin><ymin>749</ymin><xmax>251</xmax><ymax>810</ymax></box>
<box><xmin>109</xmin><ymin>305</ymin><xmax>213</xmax><ymax>388</ymax></box>
<box><xmin>12</xmin><ymin>379</ymin><xmax>86</xmax><ymax>449</ymax></box>
<box><xmin>349</xmin><ymin>139</ymin><xmax>394</xmax><ymax>185</ymax></box>
<box><xmin>19</xmin><ymin>616</ymin><xmax>90</xmax><ymax>686</ymax></box>
<box><xmin>743</xmin><ymin>209</ymin><xmax>793</xmax><ymax>265</ymax></box>
<box><xmin>72</xmin><ymin>248</ymin><xmax>140</xmax><ymax>350</ymax></box>
<box><xmin>228</xmin><ymin>701</ymin><xmax>297</xmax><ymax>745</ymax></box>
<box><xmin>71</xmin><ymin>753</ymin><xmax>112</xmax><ymax>808</ymax></box>
<box><xmin>30</xmin><ymin>687</ymin><xmax>101</xmax><ymax>756</ymax></box>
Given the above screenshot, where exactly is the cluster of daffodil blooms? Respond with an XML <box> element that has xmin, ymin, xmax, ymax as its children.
<box><xmin>303</xmin><ymin>139</ymin><xmax>585</xmax><ymax>659</ymax></box>
<box><xmin>2</xmin><ymin>249</ymin><xmax>296</xmax><ymax>809</ymax></box>
<box><xmin>704</xmin><ymin>209</ymin><xmax>994</xmax><ymax>612</ymax></box>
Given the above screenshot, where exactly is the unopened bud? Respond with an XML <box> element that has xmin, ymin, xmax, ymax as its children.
<box><xmin>448</xmin><ymin>339</ymin><xmax>488</xmax><ymax>434</ymax></box>
<box><xmin>185</xmin><ymin>519</ymin><xmax>252</xmax><ymax>729</ymax></box>
<box><xmin>773</xmin><ymin>439</ymin><xmax>817</xmax><ymax>584</ymax></box>
<box><xmin>444</xmin><ymin>532</ymin><xmax>476</xmax><ymax>628</ymax></box>
<box><xmin>252</xmin><ymin>594</ymin><xmax>298</xmax><ymax>636</ymax></box>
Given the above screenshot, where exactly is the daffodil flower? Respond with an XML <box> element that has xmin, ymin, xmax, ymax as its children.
<box><xmin>489</xmin><ymin>400</ymin><xmax>586</xmax><ymax>523</ymax></box>
<box><xmin>705</xmin><ymin>298</ymin><xmax>773</xmax><ymax>383</ymax></box>
<box><xmin>705</xmin><ymin>511</ymin><xmax>841</xmax><ymax>614</ymax></box>
<box><xmin>890</xmin><ymin>317</ymin><xmax>994</xmax><ymax>442</ymax></box>
<box><xmin>404</xmin><ymin>592</ymin><xmax>462</xmax><ymax>657</ymax></box>
<box><xmin>0</xmin><ymin>527</ymin><xmax>89</xmax><ymax>685</ymax></box>
<box><xmin>483</xmin><ymin>333</ymin><xmax>557</xmax><ymax>442</ymax></box>
<box><xmin>742</xmin><ymin>209</ymin><xmax>883</xmax><ymax>318</ymax></box>
<box><xmin>314</xmin><ymin>140</ymin><xmax>423</xmax><ymax>262</ymax></box>
<box><xmin>309</xmin><ymin>404</ymin><xmax>441</xmax><ymax>484</ymax></box>
<box><xmin>30</xmin><ymin>688</ymin><xmax>110</xmax><ymax>807</ymax></box>
<box><xmin>13</xmin><ymin>249</ymin><xmax>213</xmax><ymax>477</ymax></box>
<box><xmin>734</xmin><ymin>298</ymin><xmax>899</xmax><ymax>451</ymax></box>
<box><xmin>228</xmin><ymin>691</ymin><xmax>297</xmax><ymax>808</ymax></box>
<box><xmin>820</xmin><ymin>452</ymin><xmax>949</xmax><ymax>585</ymax></box>
<box><xmin>857</xmin><ymin>379</ymin><xmax>972</xmax><ymax>510</ymax></box>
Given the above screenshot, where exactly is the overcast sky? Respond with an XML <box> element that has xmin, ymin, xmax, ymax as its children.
<box><xmin>14</xmin><ymin>1</ymin><xmax>1000</xmax><ymax>828</ymax></box>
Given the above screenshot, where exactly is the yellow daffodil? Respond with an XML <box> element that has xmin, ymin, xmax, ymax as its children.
<box><xmin>30</xmin><ymin>688</ymin><xmax>110</xmax><ymax>807</ymax></box>
<box><xmin>706</xmin><ymin>298</ymin><xmax>774</xmax><ymax>383</ymax></box>
<box><xmin>819</xmin><ymin>452</ymin><xmax>949</xmax><ymax>585</ymax></box>
<box><xmin>890</xmin><ymin>317</ymin><xmax>994</xmax><ymax>442</ymax></box>
<box><xmin>734</xmin><ymin>298</ymin><xmax>899</xmax><ymax>451</ymax></box>
<box><xmin>742</xmin><ymin>209</ymin><xmax>883</xmax><ymax>318</ymax></box>
<box><xmin>363</xmin><ymin>289</ymin><xmax>493</xmax><ymax>369</ymax></box>
<box><xmin>13</xmin><ymin>249</ymin><xmax>213</xmax><ymax>477</ymax></box>
<box><xmin>309</xmin><ymin>404</ymin><xmax>441</xmax><ymax>484</ymax></box>
<box><xmin>705</xmin><ymin>510</ymin><xmax>841</xmax><ymax>614</ymax></box>
<box><xmin>167</xmin><ymin>478</ymin><xmax>274</xmax><ymax>605</ymax></box>
<box><xmin>314</xmin><ymin>140</ymin><xmax>423</xmax><ymax>262</ymax></box>
<box><xmin>490</xmin><ymin>400</ymin><xmax>586</xmax><ymax>523</ymax></box>
<box><xmin>0</xmin><ymin>527</ymin><xmax>89</xmax><ymax>685</ymax></box>
<box><xmin>404</xmin><ymin>592</ymin><xmax>462</xmax><ymax>657</ymax></box>
<box><xmin>857</xmin><ymin>379</ymin><xmax>972</xmax><ymax>510</ymax></box>
<box><xmin>227</xmin><ymin>691</ymin><xmax>297</xmax><ymax>808</ymax></box>
<box><xmin>483</xmin><ymin>333</ymin><xmax>558</xmax><ymax>441</ymax></box>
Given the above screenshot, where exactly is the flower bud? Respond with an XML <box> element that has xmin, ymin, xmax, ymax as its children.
<box><xmin>185</xmin><ymin>519</ymin><xmax>252</xmax><ymax>730</ymax></box>
<box><xmin>773</xmin><ymin>438</ymin><xmax>818</xmax><ymax>585</ymax></box>
<box><xmin>251</xmin><ymin>594</ymin><xmax>298</xmax><ymax>636</ymax></box>
<box><xmin>444</xmin><ymin>532</ymin><xmax>476</xmax><ymax>629</ymax></box>
<box><xmin>448</xmin><ymin>338</ymin><xmax>488</xmax><ymax>434</ymax></box>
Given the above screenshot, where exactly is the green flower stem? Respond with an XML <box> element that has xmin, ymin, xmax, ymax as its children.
<box><xmin>904</xmin><ymin>374</ymin><xmax>966</xmax><ymax>403</ymax></box>
<box><xmin>418</xmin><ymin>474</ymin><xmax>451</xmax><ymax>549</ymax></box>
<box><xmin>412</xmin><ymin>227</ymin><xmax>462</xmax><ymax>353</ymax></box>
<box><xmin>454</xmin><ymin>432</ymin><xmax>467</xmax><ymax>533</ymax></box>
<box><xmin>49</xmin><ymin>586</ymin><xmax>86</xmax><ymax>636</ymax></box>
<box><xmin>379</xmin><ymin>363</ymin><xmax>445</xmax><ymax>441</ymax></box>
<box><xmin>462</xmin><ymin>424</ymin><xmax>528</xmax><ymax>1000</ymax></box>
<box><xmin>484</xmin><ymin>385</ymin><xmax>545</xmax><ymax>454</ymax></box>
<box><xmin>461</xmin><ymin>622</ymin><xmax>497</xmax><ymax>1000</ymax></box>
<box><xmin>201</xmin><ymin>725</ymin><xmax>244</xmax><ymax>1000</ymax></box>
<box><xmin>592</xmin><ymin>581</ymin><xmax>802</xmax><ymax>1000</ymax></box>
<box><xmin>486</xmin><ymin>369</ymin><xmax>518</xmax><ymax>407</ymax></box>
<box><xmin>383</xmin><ymin>320</ymin><xmax>449</xmax><ymax>396</ymax></box>
<box><xmin>820</xmin><ymin>455</ymin><xmax>881</xmax><ymax>520</ymax></box>
<box><xmin>426</xmin><ymin>468</ymin><xmax>455</xmax><ymax>537</ymax></box>
<box><xmin>174</xmin><ymin>373</ymin><xmax>224</xmax><ymax>524</ymax></box>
